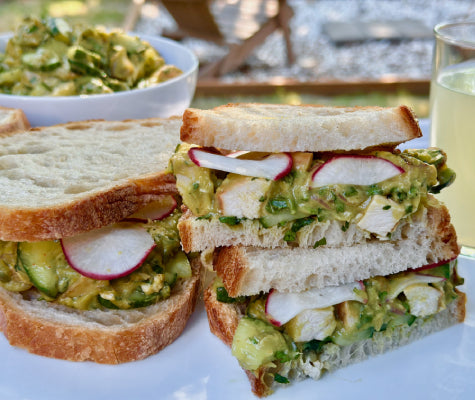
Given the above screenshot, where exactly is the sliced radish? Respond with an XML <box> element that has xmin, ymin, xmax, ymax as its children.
<box><xmin>125</xmin><ymin>195</ymin><xmax>177</xmax><ymax>222</ymax></box>
<box><xmin>265</xmin><ymin>281</ymin><xmax>365</xmax><ymax>326</ymax></box>
<box><xmin>61</xmin><ymin>222</ymin><xmax>156</xmax><ymax>280</ymax></box>
<box><xmin>411</xmin><ymin>256</ymin><xmax>458</xmax><ymax>272</ymax></box>
<box><xmin>188</xmin><ymin>148</ymin><xmax>292</xmax><ymax>180</ymax></box>
<box><xmin>387</xmin><ymin>273</ymin><xmax>445</xmax><ymax>300</ymax></box>
<box><xmin>310</xmin><ymin>155</ymin><xmax>404</xmax><ymax>188</ymax></box>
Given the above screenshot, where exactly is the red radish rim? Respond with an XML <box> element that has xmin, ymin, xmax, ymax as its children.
<box><xmin>410</xmin><ymin>256</ymin><xmax>458</xmax><ymax>272</ymax></box>
<box><xmin>60</xmin><ymin>239</ymin><xmax>156</xmax><ymax>281</ymax></box>
<box><xmin>311</xmin><ymin>154</ymin><xmax>405</xmax><ymax>181</ymax></box>
<box><xmin>273</xmin><ymin>152</ymin><xmax>293</xmax><ymax>180</ymax></box>
<box><xmin>188</xmin><ymin>147</ymin><xmax>221</xmax><ymax>166</ymax></box>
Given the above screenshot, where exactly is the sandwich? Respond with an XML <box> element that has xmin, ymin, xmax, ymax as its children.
<box><xmin>0</xmin><ymin>117</ymin><xmax>200</xmax><ymax>364</ymax></box>
<box><xmin>169</xmin><ymin>103</ymin><xmax>465</xmax><ymax>396</ymax></box>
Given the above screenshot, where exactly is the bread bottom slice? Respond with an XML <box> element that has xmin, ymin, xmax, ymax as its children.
<box><xmin>0</xmin><ymin>259</ymin><xmax>201</xmax><ymax>364</ymax></box>
<box><xmin>204</xmin><ymin>284</ymin><xmax>466</xmax><ymax>397</ymax></box>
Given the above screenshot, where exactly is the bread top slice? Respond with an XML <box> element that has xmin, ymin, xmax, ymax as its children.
<box><xmin>0</xmin><ymin>117</ymin><xmax>181</xmax><ymax>242</ymax></box>
<box><xmin>180</xmin><ymin>103</ymin><xmax>421</xmax><ymax>152</ymax></box>
<box><xmin>0</xmin><ymin>107</ymin><xmax>30</xmax><ymax>134</ymax></box>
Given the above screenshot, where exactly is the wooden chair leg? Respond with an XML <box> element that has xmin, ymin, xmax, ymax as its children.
<box><xmin>278</xmin><ymin>0</ymin><xmax>295</xmax><ymax>65</ymax></box>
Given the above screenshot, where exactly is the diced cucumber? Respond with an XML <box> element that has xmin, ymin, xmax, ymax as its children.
<box><xmin>332</xmin><ymin>326</ymin><xmax>375</xmax><ymax>346</ymax></box>
<box><xmin>259</xmin><ymin>211</ymin><xmax>308</xmax><ymax>228</ymax></box>
<box><xmin>164</xmin><ymin>251</ymin><xmax>192</xmax><ymax>279</ymax></box>
<box><xmin>17</xmin><ymin>241</ymin><xmax>70</xmax><ymax>298</ymax></box>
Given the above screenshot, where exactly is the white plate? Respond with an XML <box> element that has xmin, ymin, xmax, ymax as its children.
<box><xmin>0</xmin><ymin>257</ymin><xmax>473</xmax><ymax>400</ymax></box>
<box><xmin>2</xmin><ymin>119</ymin><xmax>474</xmax><ymax>399</ymax></box>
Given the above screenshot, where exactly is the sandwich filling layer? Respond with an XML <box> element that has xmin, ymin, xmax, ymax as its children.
<box><xmin>170</xmin><ymin>146</ymin><xmax>454</xmax><ymax>246</ymax></box>
<box><xmin>212</xmin><ymin>260</ymin><xmax>463</xmax><ymax>385</ymax></box>
<box><xmin>0</xmin><ymin>210</ymin><xmax>191</xmax><ymax>310</ymax></box>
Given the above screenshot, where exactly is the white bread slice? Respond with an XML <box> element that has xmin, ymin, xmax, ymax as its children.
<box><xmin>180</xmin><ymin>104</ymin><xmax>421</xmax><ymax>152</ymax></box>
<box><xmin>0</xmin><ymin>117</ymin><xmax>181</xmax><ymax>242</ymax></box>
<box><xmin>179</xmin><ymin>197</ymin><xmax>452</xmax><ymax>253</ymax></box>
<box><xmin>213</xmin><ymin>203</ymin><xmax>458</xmax><ymax>297</ymax></box>
<box><xmin>0</xmin><ymin>106</ymin><xmax>30</xmax><ymax>134</ymax></box>
<box><xmin>0</xmin><ymin>258</ymin><xmax>201</xmax><ymax>364</ymax></box>
<box><xmin>204</xmin><ymin>283</ymin><xmax>466</xmax><ymax>397</ymax></box>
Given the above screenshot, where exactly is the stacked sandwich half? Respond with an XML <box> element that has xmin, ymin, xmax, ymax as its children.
<box><xmin>170</xmin><ymin>103</ymin><xmax>465</xmax><ymax>397</ymax></box>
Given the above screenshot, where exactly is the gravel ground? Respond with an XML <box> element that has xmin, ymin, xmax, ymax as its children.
<box><xmin>136</xmin><ymin>0</ymin><xmax>475</xmax><ymax>83</ymax></box>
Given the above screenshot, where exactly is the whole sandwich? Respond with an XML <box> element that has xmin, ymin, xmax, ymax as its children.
<box><xmin>0</xmin><ymin>117</ymin><xmax>200</xmax><ymax>364</ymax></box>
<box><xmin>169</xmin><ymin>103</ymin><xmax>464</xmax><ymax>396</ymax></box>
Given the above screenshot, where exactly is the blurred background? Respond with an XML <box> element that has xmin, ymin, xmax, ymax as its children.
<box><xmin>2</xmin><ymin>0</ymin><xmax>474</xmax><ymax>116</ymax></box>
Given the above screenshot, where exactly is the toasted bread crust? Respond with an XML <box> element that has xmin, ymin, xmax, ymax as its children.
<box><xmin>204</xmin><ymin>282</ymin><xmax>466</xmax><ymax>397</ymax></box>
<box><xmin>180</xmin><ymin>104</ymin><xmax>422</xmax><ymax>152</ymax></box>
<box><xmin>0</xmin><ymin>107</ymin><xmax>30</xmax><ymax>134</ymax></box>
<box><xmin>0</xmin><ymin>259</ymin><xmax>201</xmax><ymax>363</ymax></box>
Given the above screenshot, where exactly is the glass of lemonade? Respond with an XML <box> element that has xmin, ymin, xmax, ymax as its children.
<box><xmin>430</xmin><ymin>21</ymin><xmax>475</xmax><ymax>257</ymax></box>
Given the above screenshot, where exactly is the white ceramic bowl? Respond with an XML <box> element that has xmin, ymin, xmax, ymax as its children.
<box><xmin>0</xmin><ymin>33</ymin><xmax>198</xmax><ymax>127</ymax></box>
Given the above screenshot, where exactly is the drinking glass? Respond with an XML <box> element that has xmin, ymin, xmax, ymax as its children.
<box><xmin>430</xmin><ymin>21</ymin><xmax>475</xmax><ymax>257</ymax></box>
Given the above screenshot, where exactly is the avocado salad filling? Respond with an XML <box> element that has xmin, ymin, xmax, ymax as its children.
<box><xmin>169</xmin><ymin>145</ymin><xmax>455</xmax><ymax>241</ymax></box>
<box><xmin>0</xmin><ymin>210</ymin><xmax>192</xmax><ymax>310</ymax></box>
<box><xmin>0</xmin><ymin>16</ymin><xmax>182</xmax><ymax>96</ymax></box>
<box><xmin>215</xmin><ymin>260</ymin><xmax>463</xmax><ymax>386</ymax></box>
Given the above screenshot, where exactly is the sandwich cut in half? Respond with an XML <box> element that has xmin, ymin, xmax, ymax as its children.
<box><xmin>169</xmin><ymin>103</ymin><xmax>465</xmax><ymax>396</ymax></box>
<box><xmin>0</xmin><ymin>117</ymin><xmax>200</xmax><ymax>364</ymax></box>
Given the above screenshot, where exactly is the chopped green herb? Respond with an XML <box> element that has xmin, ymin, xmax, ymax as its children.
<box><xmin>407</xmin><ymin>315</ymin><xmax>416</xmax><ymax>326</ymax></box>
<box><xmin>291</xmin><ymin>217</ymin><xmax>314</xmax><ymax>232</ymax></box>
<box><xmin>174</xmin><ymin>143</ymin><xmax>181</xmax><ymax>153</ymax></box>
<box><xmin>192</xmin><ymin>182</ymin><xmax>200</xmax><ymax>190</ymax></box>
<box><xmin>341</xmin><ymin>221</ymin><xmax>350</xmax><ymax>232</ymax></box>
<box><xmin>216</xmin><ymin>286</ymin><xmax>245</xmax><ymax>303</ymax></box>
<box><xmin>282</xmin><ymin>170</ymin><xmax>297</xmax><ymax>184</ymax></box>
<box><xmin>334</xmin><ymin>198</ymin><xmax>345</xmax><ymax>213</ymax></box>
<box><xmin>344</xmin><ymin>186</ymin><xmax>358</xmax><ymax>197</ymax></box>
<box><xmin>259</xmin><ymin>195</ymin><xmax>267</xmax><ymax>202</ymax></box>
<box><xmin>302</xmin><ymin>337</ymin><xmax>331</xmax><ymax>353</ymax></box>
<box><xmin>274</xmin><ymin>374</ymin><xmax>290</xmax><ymax>384</ymax></box>
<box><xmin>405</xmin><ymin>205</ymin><xmax>414</xmax><ymax>214</ymax></box>
<box><xmin>266</xmin><ymin>196</ymin><xmax>289</xmax><ymax>213</ymax></box>
<box><xmin>274</xmin><ymin>351</ymin><xmax>293</xmax><ymax>363</ymax></box>
<box><xmin>367</xmin><ymin>184</ymin><xmax>383</xmax><ymax>196</ymax></box>
<box><xmin>313</xmin><ymin>237</ymin><xmax>327</xmax><ymax>248</ymax></box>
<box><xmin>382</xmin><ymin>205</ymin><xmax>391</xmax><ymax>210</ymax></box>
<box><xmin>219</xmin><ymin>216</ymin><xmax>241</xmax><ymax>226</ymax></box>
<box><xmin>408</xmin><ymin>185</ymin><xmax>418</xmax><ymax>198</ymax></box>
<box><xmin>284</xmin><ymin>230</ymin><xmax>296</xmax><ymax>242</ymax></box>
<box><xmin>249</xmin><ymin>337</ymin><xmax>259</xmax><ymax>345</ymax></box>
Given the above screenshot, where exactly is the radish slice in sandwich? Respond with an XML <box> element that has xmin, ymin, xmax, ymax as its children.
<box><xmin>311</xmin><ymin>155</ymin><xmax>404</xmax><ymax>187</ymax></box>
<box><xmin>188</xmin><ymin>148</ymin><xmax>293</xmax><ymax>180</ymax></box>
<box><xmin>265</xmin><ymin>281</ymin><xmax>365</xmax><ymax>326</ymax></box>
<box><xmin>61</xmin><ymin>222</ymin><xmax>156</xmax><ymax>280</ymax></box>
<box><xmin>125</xmin><ymin>195</ymin><xmax>177</xmax><ymax>222</ymax></box>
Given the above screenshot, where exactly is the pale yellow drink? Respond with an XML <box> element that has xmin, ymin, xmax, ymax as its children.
<box><xmin>430</xmin><ymin>62</ymin><xmax>475</xmax><ymax>252</ymax></box>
